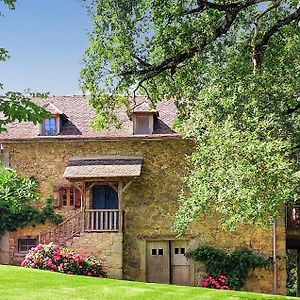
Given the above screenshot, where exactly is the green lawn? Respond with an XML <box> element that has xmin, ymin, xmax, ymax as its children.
<box><xmin>0</xmin><ymin>265</ymin><xmax>296</xmax><ymax>300</ymax></box>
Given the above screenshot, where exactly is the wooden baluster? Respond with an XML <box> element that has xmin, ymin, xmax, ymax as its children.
<box><xmin>99</xmin><ymin>210</ymin><xmax>102</xmax><ymax>230</ymax></box>
<box><xmin>96</xmin><ymin>210</ymin><xmax>99</xmax><ymax>230</ymax></box>
<box><xmin>113</xmin><ymin>211</ymin><xmax>117</xmax><ymax>230</ymax></box>
<box><xmin>109</xmin><ymin>211</ymin><xmax>113</xmax><ymax>230</ymax></box>
<box><xmin>91</xmin><ymin>211</ymin><xmax>95</xmax><ymax>231</ymax></box>
<box><xmin>104</xmin><ymin>211</ymin><xmax>108</xmax><ymax>230</ymax></box>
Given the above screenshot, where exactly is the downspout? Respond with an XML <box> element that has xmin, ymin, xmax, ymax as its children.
<box><xmin>273</xmin><ymin>219</ymin><xmax>277</xmax><ymax>294</ymax></box>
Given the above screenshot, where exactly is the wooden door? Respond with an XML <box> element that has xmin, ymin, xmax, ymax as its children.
<box><xmin>146</xmin><ymin>241</ymin><xmax>170</xmax><ymax>284</ymax></box>
<box><xmin>92</xmin><ymin>185</ymin><xmax>118</xmax><ymax>209</ymax></box>
<box><xmin>171</xmin><ymin>240</ymin><xmax>190</xmax><ymax>285</ymax></box>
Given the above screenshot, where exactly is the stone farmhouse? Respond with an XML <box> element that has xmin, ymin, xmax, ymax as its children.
<box><xmin>0</xmin><ymin>95</ymin><xmax>298</xmax><ymax>295</ymax></box>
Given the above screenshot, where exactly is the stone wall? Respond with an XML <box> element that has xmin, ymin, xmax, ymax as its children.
<box><xmin>72</xmin><ymin>232</ymin><xmax>123</xmax><ymax>279</ymax></box>
<box><xmin>3</xmin><ymin>138</ymin><xmax>286</xmax><ymax>294</ymax></box>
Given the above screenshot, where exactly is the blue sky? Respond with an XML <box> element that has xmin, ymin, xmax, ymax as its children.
<box><xmin>0</xmin><ymin>0</ymin><xmax>91</xmax><ymax>95</ymax></box>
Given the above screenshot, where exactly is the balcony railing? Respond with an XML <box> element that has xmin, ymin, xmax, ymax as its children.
<box><xmin>84</xmin><ymin>209</ymin><xmax>119</xmax><ymax>232</ymax></box>
<box><xmin>286</xmin><ymin>205</ymin><xmax>300</xmax><ymax>230</ymax></box>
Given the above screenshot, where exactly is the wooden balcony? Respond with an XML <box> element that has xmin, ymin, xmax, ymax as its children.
<box><xmin>286</xmin><ymin>205</ymin><xmax>300</xmax><ymax>230</ymax></box>
<box><xmin>84</xmin><ymin>209</ymin><xmax>120</xmax><ymax>232</ymax></box>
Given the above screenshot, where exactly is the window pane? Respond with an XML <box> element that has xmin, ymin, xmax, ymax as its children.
<box><xmin>44</xmin><ymin>118</ymin><xmax>56</xmax><ymax>136</ymax></box>
<box><xmin>136</xmin><ymin>116</ymin><xmax>150</xmax><ymax>134</ymax></box>
<box><xmin>18</xmin><ymin>238</ymin><xmax>37</xmax><ymax>253</ymax></box>
<box><xmin>158</xmin><ymin>248</ymin><xmax>164</xmax><ymax>255</ymax></box>
<box><xmin>61</xmin><ymin>188</ymin><xmax>67</xmax><ymax>206</ymax></box>
<box><xmin>152</xmin><ymin>249</ymin><xmax>157</xmax><ymax>256</ymax></box>
<box><xmin>59</xmin><ymin>186</ymin><xmax>80</xmax><ymax>207</ymax></box>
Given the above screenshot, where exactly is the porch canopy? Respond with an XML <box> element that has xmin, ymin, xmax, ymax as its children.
<box><xmin>63</xmin><ymin>156</ymin><xmax>143</xmax><ymax>180</ymax></box>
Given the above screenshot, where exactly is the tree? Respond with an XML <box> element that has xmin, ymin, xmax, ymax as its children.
<box><xmin>81</xmin><ymin>0</ymin><xmax>300</xmax><ymax>233</ymax></box>
<box><xmin>0</xmin><ymin>164</ymin><xmax>62</xmax><ymax>238</ymax></box>
<box><xmin>0</xmin><ymin>0</ymin><xmax>48</xmax><ymax>132</ymax></box>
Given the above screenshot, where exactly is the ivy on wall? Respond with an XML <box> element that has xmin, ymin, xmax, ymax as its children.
<box><xmin>0</xmin><ymin>165</ymin><xmax>62</xmax><ymax>238</ymax></box>
<box><xmin>186</xmin><ymin>245</ymin><xmax>269</xmax><ymax>290</ymax></box>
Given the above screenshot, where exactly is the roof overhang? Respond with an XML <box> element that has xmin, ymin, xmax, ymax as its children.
<box><xmin>63</xmin><ymin>156</ymin><xmax>143</xmax><ymax>180</ymax></box>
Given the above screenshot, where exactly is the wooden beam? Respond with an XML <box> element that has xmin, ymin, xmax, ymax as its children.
<box><xmin>108</xmin><ymin>182</ymin><xmax>118</xmax><ymax>192</ymax></box>
<box><xmin>118</xmin><ymin>181</ymin><xmax>123</xmax><ymax>232</ymax></box>
<box><xmin>123</xmin><ymin>180</ymin><xmax>133</xmax><ymax>192</ymax></box>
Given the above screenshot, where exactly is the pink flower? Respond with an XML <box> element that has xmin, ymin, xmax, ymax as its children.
<box><xmin>87</xmin><ymin>272</ymin><xmax>92</xmax><ymax>276</ymax></box>
<box><xmin>36</xmin><ymin>244</ymin><xmax>43</xmax><ymax>251</ymax></box>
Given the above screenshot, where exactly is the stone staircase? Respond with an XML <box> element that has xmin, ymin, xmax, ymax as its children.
<box><xmin>39</xmin><ymin>210</ymin><xmax>84</xmax><ymax>246</ymax></box>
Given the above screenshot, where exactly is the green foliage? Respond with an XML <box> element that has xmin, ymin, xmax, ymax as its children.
<box><xmin>0</xmin><ymin>92</ymin><xmax>50</xmax><ymax>132</ymax></box>
<box><xmin>286</xmin><ymin>249</ymin><xmax>297</xmax><ymax>296</ymax></box>
<box><xmin>81</xmin><ymin>0</ymin><xmax>300</xmax><ymax>232</ymax></box>
<box><xmin>187</xmin><ymin>245</ymin><xmax>269</xmax><ymax>290</ymax></box>
<box><xmin>0</xmin><ymin>165</ymin><xmax>62</xmax><ymax>237</ymax></box>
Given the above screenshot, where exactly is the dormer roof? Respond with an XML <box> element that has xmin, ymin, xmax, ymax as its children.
<box><xmin>132</xmin><ymin>101</ymin><xmax>158</xmax><ymax>116</ymax></box>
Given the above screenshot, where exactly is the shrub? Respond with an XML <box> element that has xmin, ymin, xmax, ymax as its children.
<box><xmin>187</xmin><ymin>245</ymin><xmax>269</xmax><ymax>290</ymax></box>
<box><xmin>21</xmin><ymin>242</ymin><xmax>107</xmax><ymax>278</ymax></box>
<box><xmin>199</xmin><ymin>275</ymin><xmax>229</xmax><ymax>290</ymax></box>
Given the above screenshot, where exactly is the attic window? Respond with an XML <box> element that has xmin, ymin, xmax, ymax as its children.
<box><xmin>43</xmin><ymin>117</ymin><xmax>57</xmax><ymax>136</ymax></box>
<box><xmin>133</xmin><ymin>114</ymin><xmax>154</xmax><ymax>135</ymax></box>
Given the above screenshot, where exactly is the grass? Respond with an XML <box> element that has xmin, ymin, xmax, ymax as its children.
<box><xmin>0</xmin><ymin>265</ymin><xmax>296</xmax><ymax>300</ymax></box>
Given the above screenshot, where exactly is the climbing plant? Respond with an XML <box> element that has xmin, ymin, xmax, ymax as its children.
<box><xmin>0</xmin><ymin>164</ymin><xmax>62</xmax><ymax>237</ymax></box>
<box><xmin>187</xmin><ymin>245</ymin><xmax>269</xmax><ymax>290</ymax></box>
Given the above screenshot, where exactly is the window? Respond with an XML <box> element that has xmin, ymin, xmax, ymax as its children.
<box><xmin>136</xmin><ymin>116</ymin><xmax>150</xmax><ymax>134</ymax></box>
<box><xmin>158</xmin><ymin>248</ymin><xmax>164</xmax><ymax>255</ymax></box>
<box><xmin>133</xmin><ymin>114</ymin><xmax>154</xmax><ymax>135</ymax></box>
<box><xmin>59</xmin><ymin>186</ymin><xmax>81</xmax><ymax>208</ymax></box>
<box><xmin>174</xmin><ymin>247</ymin><xmax>185</xmax><ymax>255</ymax></box>
<box><xmin>43</xmin><ymin>117</ymin><xmax>57</xmax><ymax>136</ymax></box>
<box><xmin>18</xmin><ymin>238</ymin><xmax>37</xmax><ymax>253</ymax></box>
<box><xmin>151</xmin><ymin>248</ymin><xmax>164</xmax><ymax>256</ymax></box>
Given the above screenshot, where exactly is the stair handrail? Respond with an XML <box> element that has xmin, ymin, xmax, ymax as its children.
<box><xmin>39</xmin><ymin>210</ymin><xmax>84</xmax><ymax>245</ymax></box>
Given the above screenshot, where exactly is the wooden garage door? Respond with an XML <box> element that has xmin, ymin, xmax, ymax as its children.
<box><xmin>146</xmin><ymin>241</ymin><xmax>170</xmax><ymax>283</ymax></box>
<box><xmin>170</xmin><ymin>240</ymin><xmax>190</xmax><ymax>286</ymax></box>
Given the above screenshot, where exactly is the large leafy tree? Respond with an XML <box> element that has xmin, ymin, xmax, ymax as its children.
<box><xmin>0</xmin><ymin>0</ymin><xmax>48</xmax><ymax>132</ymax></box>
<box><xmin>81</xmin><ymin>0</ymin><xmax>300</xmax><ymax>233</ymax></box>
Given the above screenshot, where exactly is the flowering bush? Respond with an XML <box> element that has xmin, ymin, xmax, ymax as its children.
<box><xmin>199</xmin><ymin>275</ymin><xmax>229</xmax><ymax>290</ymax></box>
<box><xmin>21</xmin><ymin>242</ymin><xmax>107</xmax><ymax>278</ymax></box>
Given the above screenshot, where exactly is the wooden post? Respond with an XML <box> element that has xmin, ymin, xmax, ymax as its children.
<box><xmin>118</xmin><ymin>181</ymin><xmax>123</xmax><ymax>232</ymax></box>
<box><xmin>297</xmin><ymin>249</ymin><xmax>300</xmax><ymax>297</ymax></box>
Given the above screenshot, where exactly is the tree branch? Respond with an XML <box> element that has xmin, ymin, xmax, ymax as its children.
<box><xmin>185</xmin><ymin>0</ymin><xmax>266</xmax><ymax>15</ymax></box>
<box><xmin>119</xmin><ymin>0</ymin><xmax>271</xmax><ymax>82</ymax></box>
<box><xmin>251</xmin><ymin>0</ymin><xmax>282</xmax><ymax>73</ymax></box>
<box><xmin>253</xmin><ymin>5</ymin><xmax>300</xmax><ymax>69</ymax></box>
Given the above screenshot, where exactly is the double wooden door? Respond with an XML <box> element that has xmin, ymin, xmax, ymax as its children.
<box><xmin>146</xmin><ymin>240</ymin><xmax>191</xmax><ymax>285</ymax></box>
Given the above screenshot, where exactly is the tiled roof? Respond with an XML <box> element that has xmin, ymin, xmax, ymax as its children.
<box><xmin>63</xmin><ymin>156</ymin><xmax>143</xmax><ymax>179</ymax></box>
<box><xmin>0</xmin><ymin>95</ymin><xmax>180</xmax><ymax>141</ymax></box>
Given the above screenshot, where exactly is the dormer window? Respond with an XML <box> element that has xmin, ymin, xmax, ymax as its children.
<box><xmin>131</xmin><ymin>101</ymin><xmax>158</xmax><ymax>135</ymax></box>
<box><xmin>37</xmin><ymin>102</ymin><xmax>66</xmax><ymax>136</ymax></box>
<box><xmin>132</xmin><ymin>113</ymin><xmax>155</xmax><ymax>135</ymax></box>
<box><xmin>43</xmin><ymin>117</ymin><xmax>57</xmax><ymax>136</ymax></box>
<box><xmin>135</xmin><ymin>115</ymin><xmax>152</xmax><ymax>135</ymax></box>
